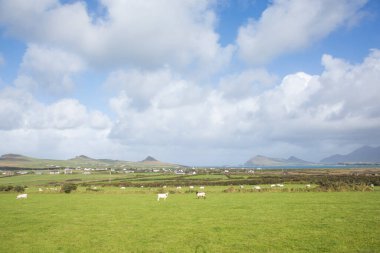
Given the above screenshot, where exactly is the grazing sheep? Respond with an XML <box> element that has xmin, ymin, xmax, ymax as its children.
<box><xmin>240</xmin><ymin>185</ymin><xmax>244</xmax><ymax>189</ymax></box>
<box><xmin>196</xmin><ymin>192</ymin><xmax>206</xmax><ymax>199</ymax></box>
<box><xmin>38</xmin><ymin>188</ymin><xmax>43</xmax><ymax>192</ymax></box>
<box><xmin>199</xmin><ymin>186</ymin><xmax>205</xmax><ymax>190</ymax></box>
<box><xmin>16</xmin><ymin>194</ymin><xmax>27</xmax><ymax>199</ymax></box>
<box><xmin>157</xmin><ymin>193</ymin><xmax>169</xmax><ymax>201</ymax></box>
<box><xmin>163</xmin><ymin>186</ymin><xmax>167</xmax><ymax>188</ymax></box>
<box><xmin>120</xmin><ymin>187</ymin><xmax>126</xmax><ymax>190</ymax></box>
<box><xmin>253</xmin><ymin>186</ymin><xmax>261</xmax><ymax>190</ymax></box>
<box><xmin>276</xmin><ymin>184</ymin><xmax>284</xmax><ymax>187</ymax></box>
<box><xmin>189</xmin><ymin>186</ymin><xmax>194</xmax><ymax>189</ymax></box>
<box><xmin>176</xmin><ymin>186</ymin><xmax>182</xmax><ymax>189</ymax></box>
<box><xmin>306</xmin><ymin>184</ymin><xmax>311</xmax><ymax>188</ymax></box>
<box><xmin>270</xmin><ymin>184</ymin><xmax>276</xmax><ymax>188</ymax></box>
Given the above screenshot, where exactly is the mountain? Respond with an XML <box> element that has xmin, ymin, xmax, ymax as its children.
<box><xmin>0</xmin><ymin>154</ymin><xmax>31</xmax><ymax>161</ymax></box>
<box><xmin>69</xmin><ymin>155</ymin><xmax>95</xmax><ymax>161</ymax></box>
<box><xmin>320</xmin><ymin>146</ymin><xmax>380</xmax><ymax>164</ymax></box>
<box><xmin>244</xmin><ymin>155</ymin><xmax>313</xmax><ymax>167</ymax></box>
<box><xmin>141</xmin><ymin>156</ymin><xmax>158</xmax><ymax>162</ymax></box>
<box><xmin>0</xmin><ymin>154</ymin><xmax>184</xmax><ymax>169</ymax></box>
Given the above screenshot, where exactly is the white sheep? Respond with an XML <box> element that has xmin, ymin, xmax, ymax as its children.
<box><xmin>157</xmin><ymin>193</ymin><xmax>169</xmax><ymax>201</ymax></box>
<box><xmin>253</xmin><ymin>186</ymin><xmax>261</xmax><ymax>190</ymax></box>
<box><xmin>176</xmin><ymin>186</ymin><xmax>182</xmax><ymax>189</ymax></box>
<box><xmin>306</xmin><ymin>184</ymin><xmax>311</xmax><ymax>188</ymax></box>
<box><xmin>120</xmin><ymin>187</ymin><xmax>126</xmax><ymax>190</ymax></box>
<box><xmin>199</xmin><ymin>186</ymin><xmax>205</xmax><ymax>189</ymax></box>
<box><xmin>16</xmin><ymin>194</ymin><xmax>27</xmax><ymax>199</ymax></box>
<box><xmin>38</xmin><ymin>188</ymin><xmax>43</xmax><ymax>192</ymax></box>
<box><xmin>240</xmin><ymin>185</ymin><xmax>244</xmax><ymax>189</ymax></box>
<box><xmin>196</xmin><ymin>192</ymin><xmax>206</xmax><ymax>199</ymax></box>
<box><xmin>189</xmin><ymin>186</ymin><xmax>194</xmax><ymax>189</ymax></box>
<box><xmin>270</xmin><ymin>184</ymin><xmax>276</xmax><ymax>188</ymax></box>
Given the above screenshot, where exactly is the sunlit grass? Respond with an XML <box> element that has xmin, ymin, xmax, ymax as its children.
<box><xmin>1</xmin><ymin>191</ymin><xmax>379</xmax><ymax>252</ymax></box>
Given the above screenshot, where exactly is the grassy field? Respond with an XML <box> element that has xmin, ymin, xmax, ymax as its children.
<box><xmin>1</xmin><ymin>189</ymin><xmax>379</xmax><ymax>253</ymax></box>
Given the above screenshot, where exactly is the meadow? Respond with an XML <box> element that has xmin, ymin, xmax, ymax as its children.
<box><xmin>1</xmin><ymin>186</ymin><xmax>379</xmax><ymax>253</ymax></box>
<box><xmin>1</xmin><ymin>170</ymin><xmax>380</xmax><ymax>252</ymax></box>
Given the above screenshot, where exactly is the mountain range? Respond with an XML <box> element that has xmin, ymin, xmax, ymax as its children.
<box><xmin>244</xmin><ymin>145</ymin><xmax>380</xmax><ymax>166</ymax></box>
<box><xmin>244</xmin><ymin>155</ymin><xmax>313</xmax><ymax>167</ymax></box>
<box><xmin>320</xmin><ymin>145</ymin><xmax>380</xmax><ymax>164</ymax></box>
<box><xmin>0</xmin><ymin>154</ymin><xmax>182</xmax><ymax>169</ymax></box>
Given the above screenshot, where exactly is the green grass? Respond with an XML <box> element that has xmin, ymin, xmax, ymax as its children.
<box><xmin>1</xmin><ymin>190</ymin><xmax>379</xmax><ymax>253</ymax></box>
<box><xmin>0</xmin><ymin>173</ymin><xmax>131</xmax><ymax>186</ymax></box>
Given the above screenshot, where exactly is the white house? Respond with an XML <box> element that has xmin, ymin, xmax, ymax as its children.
<box><xmin>64</xmin><ymin>168</ymin><xmax>73</xmax><ymax>174</ymax></box>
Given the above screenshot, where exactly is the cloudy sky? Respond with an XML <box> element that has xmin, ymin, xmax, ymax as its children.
<box><xmin>0</xmin><ymin>0</ymin><xmax>379</xmax><ymax>166</ymax></box>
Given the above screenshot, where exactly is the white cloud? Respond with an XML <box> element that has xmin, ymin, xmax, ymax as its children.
<box><xmin>218</xmin><ymin>68</ymin><xmax>278</xmax><ymax>99</ymax></box>
<box><xmin>14</xmin><ymin>44</ymin><xmax>85</xmax><ymax>94</ymax></box>
<box><xmin>237</xmin><ymin>0</ymin><xmax>368</xmax><ymax>65</ymax></box>
<box><xmin>106</xmin><ymin>50</ymin><xmax>380</xmax><ymax>163</ymax></box>
<box><xmin>0</xmin><ymin>0</ymin><xmax>233</xmax><ymax>74</ymax></box>
<box><xmin>0</xmin><ymin>87</ymin><xmax>111</xmax><ymax>131</ymax></box>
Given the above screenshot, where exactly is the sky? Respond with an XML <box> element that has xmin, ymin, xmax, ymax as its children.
<box><xmin>0</xmin><ymin>0</ymin><xmax>379</xmax><ymax>166</ymax></box>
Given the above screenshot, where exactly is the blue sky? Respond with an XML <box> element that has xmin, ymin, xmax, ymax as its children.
<box><xmin>0</xmin><ymin>0</ymin><xmax>379</xmax><ymax>165</ymax></box>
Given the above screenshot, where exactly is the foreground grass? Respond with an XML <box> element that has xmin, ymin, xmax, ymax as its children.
<box><xmin>1</xmin><ymin>191</ymin><xmax>379</xmax><ymax>253</ymax></box>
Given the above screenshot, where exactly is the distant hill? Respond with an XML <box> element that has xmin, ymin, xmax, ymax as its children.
<box><xmin>0</xmin><ymin>154</ymin><xmax>183</xmax><ymax>169</ymax></box>
<box><xmin>141</xmin><ymin>156</ymin><xmax>158</xmax><ymax>162</ymax></box>
<box><xmin>0</xmin><ymin>154</ymin><xmax>31</xmax><ymax>161</ymax></box>
<box><xmin>69</xmin><ymin>155</ymin><xmax>95</xmax><ymax>161</ymax></box>
<box><xmin>244</xmin><ymin>155</ymin><xmax>313</xmax><ymax>167</ymax></box>
<box><xmin>320</xmin><ymin>146</ymin><xmax>380</xmax><ymax>164</ymax></box>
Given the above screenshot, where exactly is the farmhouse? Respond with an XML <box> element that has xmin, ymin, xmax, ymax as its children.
<box><xmin>64</xmin><ymin>168</ymin><xmax>73</xmax><ymax>174</ymax></box>
<box><xmin>2</xmin><ymin>171</ymin><xmax>14</xmax><ymax>176</ymax></box>
<box><xmin>175</xmin><ymin>170</ymin><xmax>185</xmax><ymax>175</ymax></box>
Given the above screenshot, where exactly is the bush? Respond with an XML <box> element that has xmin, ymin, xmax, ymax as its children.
<box><xmin>61</xmin><ymin>183</ymin><xmax>77</xmax><ymax>193</ymax></box>
<box><xmin>0</xmin><ymin>185</ymin><xmax>14</xmax><ymax>191</ymax></box>
<box><xmin>14</xmin><ymin>185</ymin><xmax>25</xmax><ymax>192</ymax></box>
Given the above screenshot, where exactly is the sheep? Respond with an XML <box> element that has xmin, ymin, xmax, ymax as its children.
<box><xmin>189</xmin><ymin>186</ymin><xmax>194</xmax><ymax>189</ymax></box>
<box><xmin>276</xmin><ymin>184</ymin><xmax>284</xmax><ymax>187</ymax></box>
<box><xmin>270</xmin><ymin>184</ymin><xmax>276</xmax><ymax>188</ymax></box>
<box><xmin>157</xmin><ymin>193</ymin><xmax>169</xmax><ymax>201</ymax></box>
<box><xmin>196</xmin><ymin>191</ymin><xmax>206</xmax><ymax>199</ymax></box>
<box><xmin>38</xmin><ymin>188</ymin><xmax>43</xmax><ymax>192</ymax></box>
<box><xmin>240</xmin><ymin>185</ymin><xmax>244</xmax><ymax>189</ymax></box>
<box><xmin>163</xmin><ymin>185</ymin><xmax>167</xmax><ymax>188</ymax></box>
<box><xmin>120</xmin><ymin>187</ymin><xmax>126</xmax><ymax>190</ymax></box>
<box><xmin>176</xmin><ymin>186</ymin><xmax>182</xmax><ymax>190</ymax></box>
<box><xmin>16</xmin><ymin>194</ymin><xmax>27</xmax><ymax>199</ymax></box>
<box><xmin>253</xmin><ymin>186</ymin><xmax>261</xmax><ymax>190</ymax></box>
<box><xmin>306</xmin><ymin>184</ymin><xmax>311</xmax><ymax>188</ymax></box>
<box><xmin>199</xmin><ymin>186</ymin><xmax>205</xmax><ymax>189</ymax></box>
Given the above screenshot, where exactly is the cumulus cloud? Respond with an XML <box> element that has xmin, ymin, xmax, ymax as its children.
<box><xmin>106</xmin><ymin>67</ymin><xmax>205</xmax><ymax>111</ymax></box>
<box><xmin>0</xmin><ymin>84</ymin><xmax>114</xmax><ymax>159</ymax></box>
<box><xmin>106</xmin><ymin>50</ymin><xmax>380</xmax><ymax>163</ymax></box>
<box><xmin>13</xmin><ymin>44</ymin><xmax>85</xmax><ymax>94</ymax></box>
<box><xmin>237</xmin><ymin>0</ymin><xmax>368</xmax><ymax>65</ymax></box>
<box><xmin>0</xmin><ymin>0</ymin><xmax>233</xmax><ymax>73</ymax></box>
<box><xmin>0</xmin><ymin>87</ymin><xmax>110</xmax><ymax>131</ymax></box>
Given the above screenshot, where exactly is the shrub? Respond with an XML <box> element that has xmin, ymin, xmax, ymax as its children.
<box><xmin>61</xmin><ymin>183</ymin><xmax>77</xmax><ymax>193</ymax></box>
<box><xmin>14</xmin><ymin>185</ymin><xmax>25</xmax><ymax>192</ymax></box>
<box><xmin>0</xmin><ymin>185</ymin><xmax>14</xmax><ymax>191</ymax></box>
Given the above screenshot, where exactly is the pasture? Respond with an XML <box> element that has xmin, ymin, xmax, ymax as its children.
<box><xmin>1</xmin><ymin>188</ymin><xmax>379</xmax><ymax>252</ymax></box>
